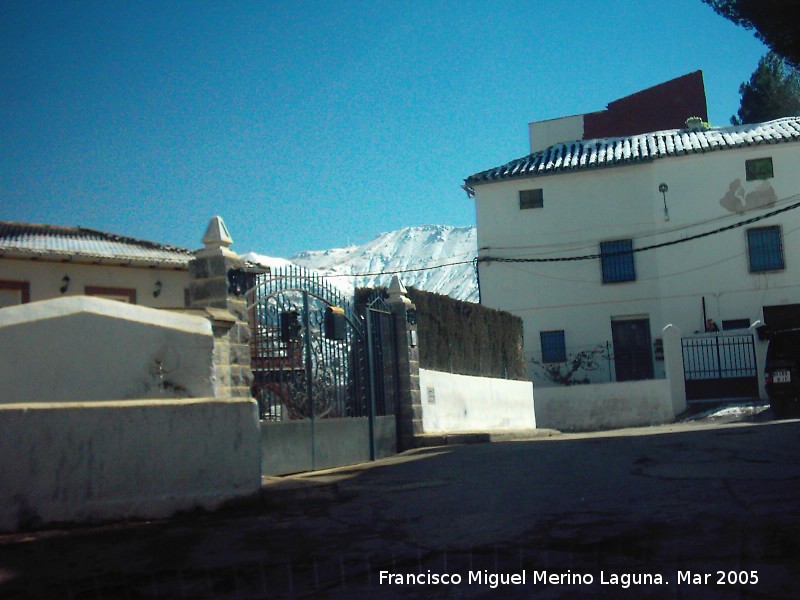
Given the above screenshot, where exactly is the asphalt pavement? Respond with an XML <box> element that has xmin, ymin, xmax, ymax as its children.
<box><xmin>1</xmin><ymin>409</ymin><xmax>798</xmax><ymax>599</ymax></box>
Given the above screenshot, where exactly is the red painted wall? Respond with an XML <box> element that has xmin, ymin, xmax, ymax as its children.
<box><xmin>583</xmin><ymin>71</ymin><xmax>708</xmax><ymax>139</ymax></box>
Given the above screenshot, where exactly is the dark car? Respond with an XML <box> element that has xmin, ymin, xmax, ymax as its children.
<box><xmin>765</xmin><ymin>328</ymin><xmax>800</xmax><ymax>418</ymax></box>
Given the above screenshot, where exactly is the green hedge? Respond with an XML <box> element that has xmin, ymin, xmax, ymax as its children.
<box><xmin>356</xmin><ymin>287</ymin><xmax>526</xmax><ymax>381</ymax></box>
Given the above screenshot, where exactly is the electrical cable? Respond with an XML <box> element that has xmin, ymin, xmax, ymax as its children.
<box><xmin>479</xmin><ymin>198</ymin><xmax>800</xmax><ymax>264</ymax></box>
<box><xmin>320</xmin><ymin>195</ymin><xmax>800</xmax><ymax>278</ymax></box>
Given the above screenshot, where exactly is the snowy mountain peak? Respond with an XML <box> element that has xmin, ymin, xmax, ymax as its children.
<box><xmin>244</xmin><ymin>225</ymin><xmax>479</xmax><ymax>302</ymax></box>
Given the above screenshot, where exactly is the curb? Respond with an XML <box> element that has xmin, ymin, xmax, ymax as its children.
<box><xmin>414</xmin><ymin>428</ymin><xmax>561</xmax><ymax>447</ymax></box>
<box><xmin>260</xmin><ymin>476</ymin><xmax>340</xmax><ymax>507</ymax></box>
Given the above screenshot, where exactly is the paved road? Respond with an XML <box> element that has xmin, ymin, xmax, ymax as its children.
<box><xmin>1</xmin><ymin>415</ymin><xmax>798</xmax><ymax>599</ymax></box>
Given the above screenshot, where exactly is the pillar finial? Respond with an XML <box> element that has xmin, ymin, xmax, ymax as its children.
<box><xmin>202</xmin><ymin>216</ymin><xmax>233</xmax><ymax>250</ymax></box>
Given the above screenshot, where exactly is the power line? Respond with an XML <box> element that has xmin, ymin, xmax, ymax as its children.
<box><xmin>481</xmin><ymin>192</ymin><xmax>800</xmax><ymax>256</ymax></box>
<box><xmin>317</xmin><ymin>195</ymin><xmax>800</xmax><ymax>279</ymax></box>
<box><xmin>324</xmin><ymin>258</ymin><xmax>477</xmax><ymax>278</ymax></box>
<box><xmin>479</xmin><ymin>198</ymin><xmax>800</xmax><ymax>264</ymax></box>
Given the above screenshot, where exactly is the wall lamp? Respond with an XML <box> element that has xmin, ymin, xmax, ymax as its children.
<box><xmin>658</xmin><ymin>183</ymin><xmax>670</xmax><ymax>222</ymax></box>
<box><xmin>60</xmin><ymin>275</ymin><xmax>70</xmax><ymax>294</ymax></box>
<box><xmin>153</xmin><ymin>280</ymin><xmax>163</xmax><ymax>298</ymax></box>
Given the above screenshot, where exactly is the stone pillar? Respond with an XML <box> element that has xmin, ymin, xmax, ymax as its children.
<box><xmin>386</xmin><ymin>276</ymin><xmax>423</xmax><ymax>450</ymax></box>
<box><xmin>188</xmin><ymin>217</ymin><xmax>253</xmax><ymax>399</ymax></box>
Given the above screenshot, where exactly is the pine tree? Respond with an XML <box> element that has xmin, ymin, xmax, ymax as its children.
<box><xmin>732</xmin><ymin>52</ymin><xmax>800</xmax><ymax>125</ymax></box>
<box><xmin>702</xmin><ymin>0</ymin><xmax>800</xmax><ymax>69</ymax></box>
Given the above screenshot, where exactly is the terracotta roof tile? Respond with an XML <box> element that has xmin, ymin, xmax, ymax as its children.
<box><xmin>0</xmin><ymin>221</ymin><xmax>193</xmax><ymax>267</ymax></box>
<box><xmin>466</xmin><ymin>117</ymin><xmax>800</xmax><ymax>186</ymax></box>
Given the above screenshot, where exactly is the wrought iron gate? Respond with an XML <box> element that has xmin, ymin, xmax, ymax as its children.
<box><xmin>248</xmin><ymin>266</ymin><xmax>398</xmax><ymax>474</ymax></box>
<box><xmin>681</xmin><ymin>333</ymin><xmax>759</xmax><ymax>401</ymax></box>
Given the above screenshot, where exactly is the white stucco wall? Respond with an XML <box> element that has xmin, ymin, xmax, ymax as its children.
<box><xmin>474</xmin><ymin>140</ymin><xmax>800</xmax><ymax>394</ymax></box>
<box><xmin>0</xmin><ymin>257</ymin><xmax>189</xmax><ymax>308</ymax></box>
<box><xmin>0</xmin><ymin>397</ymin><xmax>261</xmax><ymax>532</ymax></box>
<box><xmin>419</xmin><ymin>368</ymin><xmax>535</xmax><ymax>432</ymax></box>
<box><xmin>534</xmin><ymin>379</ymin><xmax>675</xmax><ymax>432</ymax></box>
<box><xmin>529</xmin><ymin>114</ymin><xmax>584</xmax><ymax>153</ymax></box>
<box><xmin>0</xmin><ymin>295</ymin><xmax>214</xmax><ymax>403</ymax></box>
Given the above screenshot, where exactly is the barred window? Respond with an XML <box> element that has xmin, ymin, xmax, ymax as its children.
<box><xmin>600</xmin><ymin>239</ymin><xmax>635</xmax><ymax>283</ymax></box>
<box><xmin>540</xmin><ymin>330</ymin><xmax>566</xmax><ymax>363</ymax></box>
<box><xmin>747</xmin><ymin>226</ymin><xmax>784</xmax><ymax>272</ymax></box>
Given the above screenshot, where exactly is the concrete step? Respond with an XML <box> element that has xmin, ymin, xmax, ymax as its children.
<box><xmin>414</xmin><ymin>428</ymin><xmax>561</xmax><ymax>447</ymax></box>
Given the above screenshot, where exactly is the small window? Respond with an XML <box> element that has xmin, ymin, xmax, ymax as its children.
<box><xmin>540</xmin><ymin>330</ymin><xmax>566</xmax><ymax>363</ymax></box>
<box><xmin>722</xmin><ymin>319</ymin><xmax>751</xmax><ymax>331</ymax></box>
<box><xmin>0</xmin><ymin>280</ymin><xmax>31</xmax><ymax>308</ymax></box>
<box><xmin>745</xmin><ymin>157</ymin><xmax>773</xmax><ymax>181</ymax></box>
<box><xmin>85</xmin><ymin>286</ymin><xmax>137</xmax><ymax>304</ymax></box>
<box><xmin>519</xmin><ymin>189</ymin><xmax>544</xmax><ymax>209</ymax></box>
<box><xmin>600</xmin><ymin>239</ymin><xmax>636</xmax><ymax>283</ymax></box>
<box><xmin>747</xmin><ymin>226</ymin><xmax>784</xmax><ymax>273</ymax></box>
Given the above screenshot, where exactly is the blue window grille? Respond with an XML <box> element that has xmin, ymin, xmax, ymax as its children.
<box><xmin>747</xmin><ymin>227</ymin><xmax>784</xmax><ymax>272</ymax></box>
<box><xmin>540</xmin><ymin>330</ymin><xmax>566</xmax><ymax>363</ymax></box>
<box><xmin>600</xmin><ymin>239</ymin><xmax>635</xmax><ymax>283</ymax></box>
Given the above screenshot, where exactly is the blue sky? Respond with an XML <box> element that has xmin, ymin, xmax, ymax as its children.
<box><xmin>1</xmin><ymin>1</ymin><xmax>768</xmax><ymax>257</ymax></box>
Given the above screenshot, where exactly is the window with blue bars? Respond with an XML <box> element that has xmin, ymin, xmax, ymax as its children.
<box><xmin>600</xmin><ymin>239</ymin><xmax>635</xmax><ymax>283</ymax></box>
<box><xmin>540</xmin><ymin>330</ymin><xmax>566</xmax><ymax>363</ymax></box>
<box><xmin>747</xmin><ymin>226</ymin><xmax>784</xmax><ymax>272</ymax></box>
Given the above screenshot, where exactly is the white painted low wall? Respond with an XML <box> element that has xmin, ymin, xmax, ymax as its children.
<box><xmin>419</xmin><ymin>368</ymin><xmax>535</xmax><ymax>432</ymax></box>
<box><xmin>0</xmin><ymin>296</ymin><xmax>214</xmax><ymax>403</ymax></box>
<box><xmin>0</xmin><ymin>397</ymin><xmax>261</xmax><ymax>532</ymax></box>
<box><xmin>533</xmin><ymin>379</ymin><xmax>676</xmax><ymax>432</ymax></box>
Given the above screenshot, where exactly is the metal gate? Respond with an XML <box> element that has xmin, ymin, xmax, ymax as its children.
<box><xmin>248</xmin><ymin>266</ymin><xmax>398</xmax><ymax>475</ymax></box>
<box><xmin>681</xmin><ymin>334</ymin><xmax>759</xmax><ymax>401</ymax></box>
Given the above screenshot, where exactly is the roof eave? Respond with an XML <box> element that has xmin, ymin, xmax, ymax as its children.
<box><xmin>0</xmin><ymin>249</ymin><xmax>190</xmax><ymax>270</ymax></box>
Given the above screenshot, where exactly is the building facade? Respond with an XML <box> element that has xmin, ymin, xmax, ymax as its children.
<box><xmin>0</xmin><ymin>221</ymin><xmax>193</xmax><ymax>309</ymax></box>
<box><xmin>466</xmin><ymin>117</ymin><xmax>800</xmax><ymax>394</ymax></box>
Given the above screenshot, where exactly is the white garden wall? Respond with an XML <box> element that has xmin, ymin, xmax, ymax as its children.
<box><xmin>533</xmin><ymin>324</ymin><xmax>686</xmax><ymax>432</ymax></box>
<box><xmin>533</xmin><ymin>379</ymin><xmax>675</xmax><ymax>432</ymax></box>
<box><xmin>0</xmin><ymin>295</ymin><xmax>214</xmax><ymax>403</ymax></box>
<box><xmin>0</xmin><ymin>295</ymin><xmax>261</xmax><ymax>532</ymax></box>
<box><xmin>0</xmin><ymin>397</ymin><xmax>261</xmax><ymax>532</ymax></box>
<box><xmin>419</xmin><ymin>368</ymin><xmax>535</xmax><ymax>432</ymax></box>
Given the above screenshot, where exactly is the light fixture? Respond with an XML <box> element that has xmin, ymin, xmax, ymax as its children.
<box><xmin>153</xmin><ymin>280</ymin><xmax>162</xmax><ymax>298</ymax></box>
<box><xmin>658</xmin><ymin>183</ymin><xmax>670</xmax><ymax>222</ymax></box>
<box><xmin>60</xmin><ymin>275</ymin><xmax>70</xmax><ymax>294</ymax></box>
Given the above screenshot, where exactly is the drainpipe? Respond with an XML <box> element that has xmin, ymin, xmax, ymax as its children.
<box><xmin>702</xmin><ymin>296</ymin><xmax>707</xmax><ymax>332</ymax></box>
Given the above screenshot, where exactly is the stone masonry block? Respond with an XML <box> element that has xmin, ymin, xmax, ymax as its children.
<box><xmin>189</xmin><ymin>257</ymin><xmax>210</xmax><ymax>280</ymax></box>
<box><xmin>234</xmin><ymin>323</ymin><xmax>251</xmax><ymax>344</ymax></box>
<box><xmin>231</xmin><ymin>369</ymin><xmax>253</xmax><ymax>388</ymax></box>
<box><xmin>199</xmin><ymin>253</ymin><xmax>245</xmax><ymax>278</ymax></box>
<box><xmin>226</xmin><ymin>299</ymin><xmax>248</xmax><ymax>323</ymax></box>
<box><xmin>398</xmin><ymin>403</ymin><xmax>424</xmax><ymax>422</ymax></box>
<box><xmin>190</xmin><ymin>277</ymin><xmax>229</xmax><ymax>305</ymax></box>
<box><xmin>230</xmin><ymin>343</ymin><xmax>251</xmax><ymax>366</ymax></box>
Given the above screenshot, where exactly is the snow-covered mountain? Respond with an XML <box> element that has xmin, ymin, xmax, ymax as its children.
<box><xmin>243</xmin><ymin>225</ymin><xmax>479</xmax><ymax>302</ymax></box>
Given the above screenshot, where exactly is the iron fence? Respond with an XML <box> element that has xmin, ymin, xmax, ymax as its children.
<box><xmin>681</xmin><ymin>334</ymin><xmax>757</xmax><ymax>381</ymax></box>
<box><xmin>681</xmin><ymin>333</ymin><xmax>759</xmax><ymax>401</ymax></box>
<box><xmin>248</xmin><ymin>266</ymin><xmax>398</xmax><ymax>422</ymax></box>
<box><xmin>248</xmin><ymin>267</ymin><xmax>369</xmax><ymax>421</ymax></box>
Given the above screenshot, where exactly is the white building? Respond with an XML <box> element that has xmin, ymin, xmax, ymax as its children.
<box><xmin>465</xmin><ymin>117</ymin><xmax>800</xmax><ymax>406</ymax></box>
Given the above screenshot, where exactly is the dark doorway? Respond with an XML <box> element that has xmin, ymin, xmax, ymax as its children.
<box><xmin>611</xmin><ymin>318</ymin><xmax>654</xmax><ymax>381</ymax></box>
